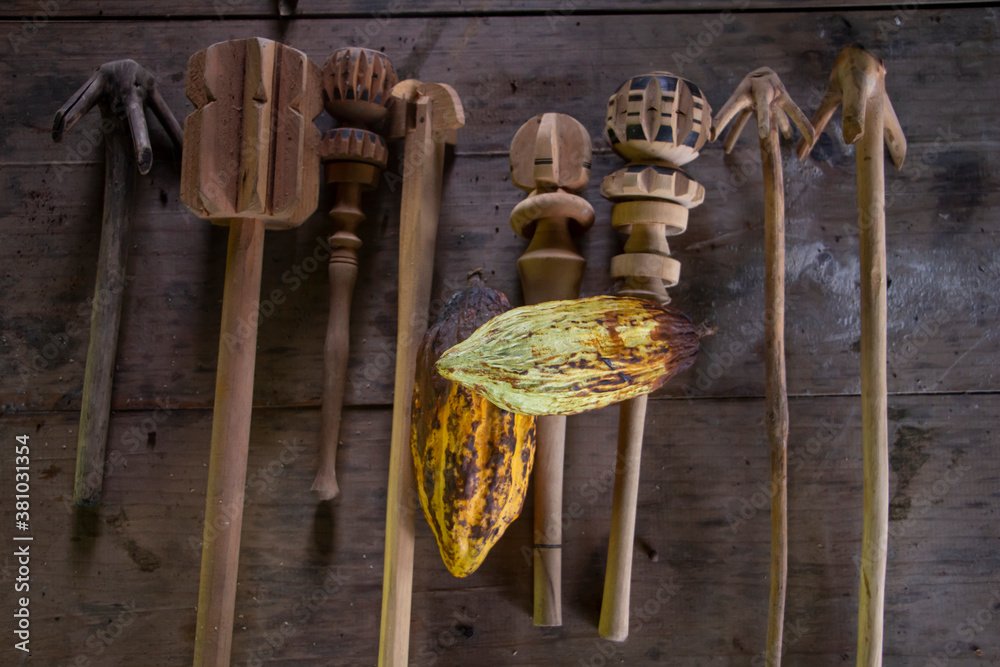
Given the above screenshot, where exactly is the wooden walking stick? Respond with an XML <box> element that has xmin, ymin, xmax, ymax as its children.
<box><xmin>379</xmin><ymin>79</ymin><xmax>464</xmax><ymax>667</ymax></box>
<box><xmin>179</xmin><ymin>37</ymin><xmax>321</xmax><ymax>667</ymax></box>
<box><xmin>598</xmin><ymin>72</ymin><xmax>710</xmax><ymax>641</ymax></box>
<box><xmin>312</xmin><ymin>47</ymin><xmax>398</xmax><ymax>500</ymax></box>
<box><xmin>712</xmin><ymin>67</ymin><xmax>815</xmax><ymax>667</ymax></box>
<box><xmin>52</xmin><ymin>60</ymin><xmax>183</xmax><ymax>506</ymax></box>
<box><xmin>509</xmin><ymin>112</ymin><xmax>594</xmax><ymax>626</ymax></box>
<box><xmin>796</xmin><ymin>45</ymin><xmax>905</xmax><ymax>667</ymax></box>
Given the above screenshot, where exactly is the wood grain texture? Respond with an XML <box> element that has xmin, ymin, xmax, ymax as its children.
<box><xmin>0</xmin><ymin>8</ymin><xmax>997</xmax><ymax>665</ymax></box>
<box><xmin>0</xmin><ymin>394</ymin><xmax>996</xmax><ymax>665</ymax></box>
<box><xmin>1</xmin><ymin>0</ymin><xmax>996</xmax><ymax>18</ymax></box>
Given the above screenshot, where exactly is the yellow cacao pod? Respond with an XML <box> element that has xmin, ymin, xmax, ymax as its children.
<box><xmin>412</xmin><ymin>279</ymin><xmax>536</xmax><ymax>577</ymax></box>
<box><xmin>436</xmin><ymin>295</ymin><xmax>699</xmax><ymax>415</ymax></box>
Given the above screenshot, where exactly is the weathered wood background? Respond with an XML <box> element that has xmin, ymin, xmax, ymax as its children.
<box><xmin>1</xmin><ymin>2</ymin><xmax>998</xmax><ymax>665</ymax></box>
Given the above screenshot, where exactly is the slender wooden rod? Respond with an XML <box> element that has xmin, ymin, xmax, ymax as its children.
<box><xmin>795</xmin><ymin>47</ymin><xmax>905</xmax><ymax>666</ymax></box>
<box><xmin>855</xmin><ymin>85</ymin><xmax>889</xmax><ymax>667</ymax></box>
<box><xmin>762</xmin><ymin>123</ymin><xmax>789</xmax><ymax>667</ymax></box>
<box><xmin>598</xmin><ymin>393</ymin><xmax>646</xmax><ymax>641</ymax></box>
<box><xmin>194</xmin><ymin>218</ymin><xmax>265</xmax><ymax>667</ymax></box>
<box><xmin>75</xmin><ymin>122</ymin><xmax>135</xmax><ymax>505</ymax></box>
<box><xmin>380</xmin><ymin>96</ymin><xmax>444</xmax><ymax>667</ymax></box>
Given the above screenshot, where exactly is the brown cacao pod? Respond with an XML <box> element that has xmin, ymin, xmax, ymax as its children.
<box><xmin>411</xmin><ymin>277</ymin><xmax>536</xmax><ymax>577</ymax></box>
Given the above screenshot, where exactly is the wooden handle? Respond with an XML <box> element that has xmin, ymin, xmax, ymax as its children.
<box><xmin>762</xmin><ymin>124</ymin><xmax>789</xmax><ymax>667</ymax></box>
<box><xmin>313</xmin><ymin>47</ymin><xmax>396</xmax><ymax>499</ymax></box>
<box><xmin>314</xmin><ymin>239</ymin><xmax>358</xmax><ymax>500</ymax></box>
<box><xmin>797</xmin><ymin>47</ymin><xmax>905</xmax><ymax>667</ymax></box>
<box><xmin>598</xmin><ymin>394</ymin><xmax>646</xmax><ymax>641</ymax></box>
<box><xmin>52</xmin><ymin>59</ymin><xmax>182</xmax><ymax>506</ymax></box>
<box><xmin>599</xmin><ymin>72</ymin><xmax>710</xmax><ymax>641</ymax></box>
<box><xmin>856</xmin><ymin>92</ymin><xmax>889</xmax><ymax>667</ymax></box>
<box><xmin>532</xmin><ymin>414</ymin><xmax>567</xmax><ymax>626</ymax></box>
<box><xmin>74</xmin><ymin>121</ymin><xmax>135</xmax><ymax>505</ymax></box>
<box><xmin>380</xmin><ymin>81</ymin><xmax>464</xmax><ymax>667</ymax></box>
<box><xmin>509</xmin><ymin>112</ymin><xmax>593</xmax><ymax>626</ymax></box>
<box><xmin>194</xmin><ymin>218</ymin><xmax>265</xmax><ymax>667</ymax></box>
<box><xmin>712</xmin><ymin>67</ymin><xmax>814</xmax><ymax>665</ymax></box>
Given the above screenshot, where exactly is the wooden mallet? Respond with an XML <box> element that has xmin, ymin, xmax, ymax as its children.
<box><xmin>796</xmin><ymin>45</ymin><xmax>906</xmax><ymax>667</ymax></box>
<box><xmin>599</xmin><ymin>72</ymin><xmax>710</xmax><ymax>641</ymax></box>
<box><xmin>508</xmin><ymin>112</ymin><xmax>594</xmax><ymax>627</ymax></box>
<box><xmin>312</xmin><ymin>47</ymin><xmax>398</xmax><ymax>500</ymax></box>
<box><xmin>52</xmin><ymin>60</ymin><xmax>183</xmax><ymax>506</ymax></box>
<box><xmin>712</xmin><ymin>67</ymin><xmax>815</xmax><ymax>667</ymax></box>
<box><xmin>379</xmin><ymin>79</ymin><xmax>464</xmax><ymax>667</ymax></box>
<box><xmin>179</xmin><ymin>37</ymin><xmax>321</xmax><ymax>667</ymax></box>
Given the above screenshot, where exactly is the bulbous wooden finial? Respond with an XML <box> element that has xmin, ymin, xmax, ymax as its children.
<box><xmin>509</xmin><ymin>112</ymin><xmax>595</xmax><ymax>305</ymax></box>
<box><xmin>313</xmin><ymin>47</ymin><xmax>398</xmax><ymax>501</ymax></box>
<box><xmin>602</xmin><ymin>72</ymin><xmax>710</xmax><ymax>305</ymax></box>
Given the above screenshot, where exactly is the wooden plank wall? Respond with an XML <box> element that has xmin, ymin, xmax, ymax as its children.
<box><xmin>1</xmin><ymin>2</ymin><xmax>998</xmax><ymax>665</ymax></box>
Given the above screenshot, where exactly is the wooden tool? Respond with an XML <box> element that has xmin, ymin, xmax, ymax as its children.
<box><xmin>179</xmin><ymin>37</ymin><xmax>321</xmax><ymax>667</ymax></box>
<box><xmin>379</xmin><ymin>79</ymin><xmax>464</xmax><ymax>667</ymax></box>
<box><xmin>598</xmin><ymin>72</ymin><xmax>710</xmax><ymax>641</ymax></box>
<box><xmin>52</xmin><ymin>60</ymin><xmax>183</xmax><ymax>506</ymax></box>
<box><xmin>508</xmin><ymin>112</ymin><xmax>594</xmax><ymax>626</ymax></box>
<box><xmin>312</xmin><ymin>47</ymin><xmax>398</xmax><ymax>500</ymax></box>
<box><xmin>712</xmin><ymin>67</ymin><xmax>815</xmax><ymax>667</ymax></box>
<box><xmin>796</xmin><ymin>45</ymin><xmax>905</xmax><ymax>667</ymax></box>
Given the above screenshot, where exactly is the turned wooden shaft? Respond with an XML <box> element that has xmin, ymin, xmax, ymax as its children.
<box><xmin>380</xmin><ymin>95</ymin><xmax>443</xmax><ymax>667</ymax></box>
<box><xmin>856</xmin><ymin>88</ymin><xmax>888</xmax><ymax>667</ymax></box>
<box><xmin>75</xmin><ymin>122</ymin><xmax>135</xmax><ymax>505</ymax></box>
<box><xmin>762</xmin><ymin>124</ymin><xmax>789</xmax><ymax>667</ymax></box>
<box><xmin>314</xmin><ymin>47</ymin><xmax>396</xmax><ymax>499</ymax></box>
<box><xmin>521</xmin><ymin>218</ymin><xmax>587</xmax><ymax>627</ymax></box>
<box><xmin>194</xmin><ymin>218</ymin><xmax>265</xmax><ymax>667</ymax></box>
<box><xmin>598</xmin><ymin>393</ymin><xmax>646</xmax><ymax>641</ymax></box>
<box><xmin>315</xmin><ymin>180</ymin><xmax>365</xmax><ymax>500</ymax></box>
<box><xmin>533</xmin><ymin>413</ymin><xmax>567</xmax><ymax>626</ymax></box>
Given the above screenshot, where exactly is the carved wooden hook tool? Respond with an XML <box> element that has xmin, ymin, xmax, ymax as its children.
<box><xmin>379</xmin><ymin>79</ymin><xmax>464</xmax><ymax>667</ymax></box>
<box><xmin>52</xmin><ymin>59</ymin><xmax>183</xmax><ymax>506</ymax></box>
<box><xmin>312</xmin><ymin>47</ymin><xmax>398</xmax><ymax>500</ymax></box>
<box><xmin>796</xmin><ymin>45</ymin><xmax>906</xmax><ymax>667</ymax></box>
<box><xmin>509</xmin><ymin>112</ymin><xmax>594</xmax><ymax>627</ymax></box>
<box><xmin>712</xmin><ymin>67</ymin><xmax>815</xmax><ymax>667</ymax></box>
<box><xmin>179</xmin><ymin>37</ymin><xmax>322</xmax><ymax>667</ymax></box>
<box><xmin>599</xmin><ymin>72</ymin><xmax>710</xmax><ymax>641</ymax></box>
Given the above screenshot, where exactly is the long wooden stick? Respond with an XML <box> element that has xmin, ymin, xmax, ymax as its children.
<box><xmin>180</xmin><ymin>38</ymin><xmax>322</xmax><ymax>667</ymax></box>
<box><xmin>379</xmin><ymin>81</ymin><xmax>464</xmax><ymax>667</ymax></box>
<box><xmin>713</xmin><ymin>68</ymin><xmax>814</xmax><ymax>665</ymax></box>
<box><xmin>598</xmin><ymin>72</ymin><xmax>711</xmax><ymax>642</ymax></box>
<box><xmin>313</xmin><ymin>48</ymin><xmax>397</xmax><ymax>499</ymax></box>
<box><xmin>797</xmin><ymin>46</ymin><xmax>906</xmax><ymax>667</ymax></box>
<box><xmin>195</xmin><ymin>218</ymin><xmax>265</xmax><ymax>665</ymax></box>
<box><xmin>599</xmin><ymin>393</ymin><xmax>645</xmax><ymax>640</ymax></box>
<box><xmin>52</xmin><ymin>60</ymin><xmax>182</xmax><ymax>506</ymax></box>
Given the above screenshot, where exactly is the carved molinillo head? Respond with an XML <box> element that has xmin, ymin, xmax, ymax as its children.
<box><xmin>605</xmin><ymin>72</ymin><xmax>712</xmax><ymax>167</ymax></box>
<box><xmin>322</xmin><ymin>47</ymin><xmax>398</xmax><ymax>127</ymax></box>
<box><xmin>180</xmin><ymin>37</ymin><xmax>322</xmax><ymax>229</ymax></box>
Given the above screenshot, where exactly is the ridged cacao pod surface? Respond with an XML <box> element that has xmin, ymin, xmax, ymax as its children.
<box><xmin>412</xmin><ymin>279</ymin><xmax>536</xmax><ymax>577</ymax></box>
<box><xmin>436</xmin><ymin>295</ymin><xmax>699</xmax><ymax>415</ymax></box>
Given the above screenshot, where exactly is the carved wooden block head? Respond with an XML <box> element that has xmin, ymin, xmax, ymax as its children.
<box><xmin>180</xmin><ymin>37</ymin><xmax>322</xmax><ymax>229</ymax></box>
<box><xmin>605</xmin><ymin>72</ymin><xmax>712</xmax><ymax>167</ymax></box>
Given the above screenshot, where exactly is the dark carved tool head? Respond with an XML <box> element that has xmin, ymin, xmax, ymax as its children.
<box><xmin>52</xmin><ymin>59</ymin><xmax>183</xmax><ymax>175</ymax></box>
